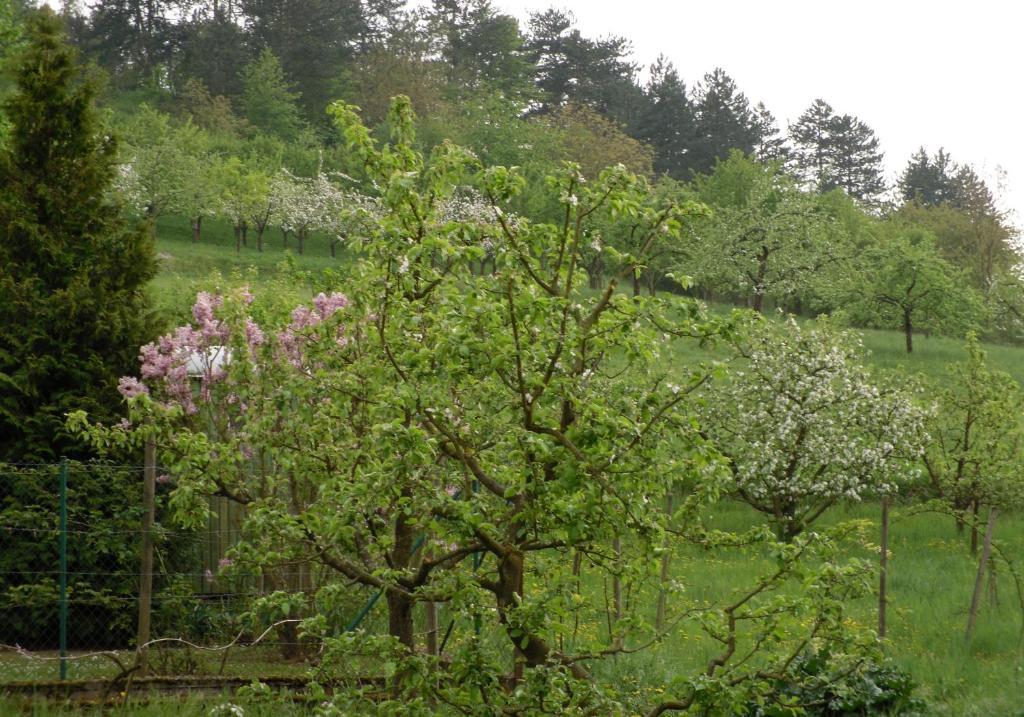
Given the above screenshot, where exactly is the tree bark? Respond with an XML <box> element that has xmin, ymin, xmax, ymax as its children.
<box><xmin>388</xmin><ymin>510</ymin><xmax>416</xmax><ymax>651</ymax></box>
<box><xmin>191</xmin><ymin>216</ymin><xmax>202</xmax><ymax>243</ymax></box>
<box><xmin>904</xmin><ymin>309</ymin><xmax>913</xmax><ymax>354</ymax></box>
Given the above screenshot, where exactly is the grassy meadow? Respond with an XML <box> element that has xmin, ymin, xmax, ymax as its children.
<box><xmin>46</xmin><ymin>216</ymin><xmax>1016</xmax><ymax>716</ymax></box>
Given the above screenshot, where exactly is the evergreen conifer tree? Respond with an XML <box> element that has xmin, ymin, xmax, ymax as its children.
<box><xmin>898</xmin><ymin>147</ymin><xmax>958</xmax><ymax>206</ymax></box>
<box><xmin>632</xmin><ymin>55</ymin><xmax>696</xmax><ymax>179</ymax></box>
<box><xmin>0</xmin><ymin>8</ymin><xmax>157</xmax><ymax>460</ymax></box>
<box><xmin>790</xmin><ymin>98</ymin><xmax>886</xmax><ymax>204</ymax></box>
<box><xmin>688</xmin><ymin>68</ymin><xmax>762</xmax><ymax>176</ymax></box>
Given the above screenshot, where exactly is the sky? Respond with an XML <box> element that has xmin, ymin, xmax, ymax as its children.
<box><xmin>491</xmin><ymin>0</ymin><xmax>1024</xmax><ymax>224</ymax></box>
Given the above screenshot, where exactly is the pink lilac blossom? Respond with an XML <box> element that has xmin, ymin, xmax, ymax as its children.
<box><xmin>117</xmin><ymin>376</ymin><xmax>149</xmax><ymax>399</ymax></box>
<box><xmin>244</xmin><ymin>319</ymin><xmax>265</xmax><ymax>350</ymax></box>
<box><xmin>277</xmin><ymin>292</ymin><xmax>349</xmax><ymax>367</ymax></box>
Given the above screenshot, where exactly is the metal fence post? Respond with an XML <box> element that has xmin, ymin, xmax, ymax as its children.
<box><xmin>136</xmin><ymin>440</ymin><xmax>157</xmax><ymax>674</ymax></box>
<box><xmin>58</xmin><ymin>457</ymin><xmax>68</xmax><ymax>681</ymax></box>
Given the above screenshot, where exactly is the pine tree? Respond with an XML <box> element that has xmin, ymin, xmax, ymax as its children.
<box><xmin>239</xmin><ymin>47</ymin><xmax>304</xmax><ymax>140</ymax></box>
<box><xmin>241</xmin><ymin>0</ymin><xmax>364</xmax><ymax>119</ymax></box>
<box><xmin>427</xmin><ymin>0</ymin><xmax>535</xmax><ymax>101</ymax></box>
<box><xmin>898</xmin><ymin>147</ymin><xmax>958</xmax><ymax>206</ymax></box>
<box><xmin>526</xmin><ymin>8</ymin><xmax>637</xmax><ymax>118</ymax></box>
<box><xmin>632</xmin><ymin>56</ymin><xmax>696</xmax><ymax>179</ymax></box>
<box><xmin>752</xmin><ymin>102</ymin><xmax>789</xmax><ymax>165</ymax></box>
<box><xmin>789</xmin><ymin>98</ymin><xmax>835</xmax><ymax>188</ymax></box>
<box><xmin>688</xmin><ymin>68</ymin><xmax>762</xmax><ymax>176</ymax></box>
<box><xmin>0</xmin><ymin>8</ymin><xmax>157</xmax><ymax>460</ymax></box>
<box><xmin>789</xmin><ymin>98</ymin><xmax>886</xmax><ymax>204</ymax></box>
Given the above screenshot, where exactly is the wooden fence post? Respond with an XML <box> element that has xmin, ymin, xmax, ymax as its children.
<box><xmin>965</xmin><ymin>506</ymin><xmax>998</xmax><ymax>642</ymax></box>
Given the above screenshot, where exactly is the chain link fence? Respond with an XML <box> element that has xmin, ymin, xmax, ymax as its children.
<box><xmin>0</xmin><ymin>460</ymin><xmax>343</xmax><ymax>685</ymax></box>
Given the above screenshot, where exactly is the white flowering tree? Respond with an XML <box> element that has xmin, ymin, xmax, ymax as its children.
<box><xmin>703</xmin><ymin>319</ymin><xmax>927</xmax><ymax>540</ymax></box>
<box><xmin>318</xmin><ymin>179</ymin><xmax>382</xmax><ymax>258</ymax></box>
<box><xmin>269</xmin><ymin>169</ymin><xmax>330</xmax><ymax>255</ymax></box>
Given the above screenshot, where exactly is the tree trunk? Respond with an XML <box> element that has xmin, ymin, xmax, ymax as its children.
<box><xmin>632</xmin><ymin>268</ymin><xmax>640</xmax><ymax>297</ymax></box>
<box><xmin>752</xmin><ymin>290</ymin><xmax>765</xmax><ymax>314</ymax></box>
<box><xmin>241</xmin><ymin>221</ymin><xmax>248</xmax><ymax>248</ymax></box>
<box><xmin>282</xmin><ymin>228</ymin><xmax>290</xmax><ymax>249</ymax></box>
<box><xmin>752</xmin><ymin>246</ymin><xmax>769</xmax><ymax>314</ymax></box>
<box><xmin>234</xmin><ymin>224</ymin><xmax>242</xmax><ymax>253</ymax></box>
<box><xmin>388</xmin><ymin>510</ymin><xmax>416</xmax><ymax>652</ymax></box>
<box><xmin>987</xmin><ymin>555</ymin><xmax>999</xmax><ymax>607</ymax></box>
<box><xmin>191</xmin><ymin>216</ymin><xmax>202</xmax><ymax>243</ymax></box>
<box><xmin>386</xmin><ymin>590</ymin><xmax>415</xmax><ymax>651</ymax></box>
<box><xmin>256</xmin><ymin>225</ymin><xmax>265</xmax><ymax>253</ymax></box>
<box><xmin>904</xmin><ymin>309</ymin><xmax>913</xmax><ymax>354</ymax></box>
<box><xmin>492</xmin><ymin>549</ymin><xmax>588</xmax><ymax>682</ymax></box>
<box><xmin>297</xmin><ymin>229</ymin><xmax>306</xmax><ymax>255</ymax></box>
<box><xmin>965</xmin><ymin>506</ymin><xmax>998</xmax><ymax>641</ymax></box>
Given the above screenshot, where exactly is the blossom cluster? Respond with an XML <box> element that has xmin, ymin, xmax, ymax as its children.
<box><xmin>117</xmin><ymin>289</ymin><xmax>349</xmax><ymax>411</ymax></box>
<box><xmin>706</xmin><ymin>320</ymin><xmax>926</xmax><ymax>508</ymax></box>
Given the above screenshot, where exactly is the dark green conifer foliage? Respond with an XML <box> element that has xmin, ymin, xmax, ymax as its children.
<box><xmin>688</xmin><ymin>68</ymin><xmax>762</xmax><ymax>176</ymax></box>
<box><xmin>632</xmin><ymin>55</ymin><xmax>696</xmax><ymax>179</ymax></box>
<box><xmin>0</xmin><ymin>9</ymin><xmax>157</xmax><ymax>461</ymax></box>
<box><xmin>898</xmin><ymin>147</ymin><xmax>958</xmax><ymax>206</ymax></box>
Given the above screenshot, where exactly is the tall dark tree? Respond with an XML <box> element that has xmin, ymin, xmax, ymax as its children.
<box><xmin>80</xmin><ymin>0</ymin><xmax>182</xmax><ymax>87</ymax></box>
<box><xmin>427</xmin><ymin>0</ymin><xmax>535</xmax><ymax>101</ymax></box>
<box><xmin>631</xmin><ymin>55</ymin><xmax>696</xmax><ymax>179</ymax></box>
<box><xmin>525</xmin><ymin>8</ymin><xmax>638</xmax><ymax>119</ymax></box>
<box><xmin>688</xmin><ymin>68</ymin><xmax>762</xmax><ymax>176</ymax></box>
<box><xmin>176</xmin><ymin>5</ymin><xmax>250</xmax><ymax>97</ymax></box>
<box><xmin>898</xmin><ymin>147</ymin><xmax>958</xmax><ymax>207</ymax></box>
<box><xmin>790</xmin><ymin>98</ymin><xmax>886</xmax><ymax>203</ymax></box>
<box><xmin>752</xmin><ymin>101</ymin><xmax>789</xmax><ymax>164</ymax></box>
<box><xmin>241</xmin><ymin>0</ymin><xmax>364</xmax><ymax>120</ymax></box>
<box><xmin>0</xmin><ymin>9</ymin><xmax>157</xmax><ymax>460</ymax></box>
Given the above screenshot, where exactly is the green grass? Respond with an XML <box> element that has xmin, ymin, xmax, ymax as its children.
<box><xmin>673</xmin><ymin>502</ymin><xmax>1024</xmax><ymax>716</ymax></box>
<box><xmin>150</xmin><ymin>215</ymin><xmax>351</xmax><ymax>320</ymax></box>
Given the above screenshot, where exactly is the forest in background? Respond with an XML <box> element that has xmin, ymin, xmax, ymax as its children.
<box><xmin>1</xmin><ymin>0</ymin><xmax>1019</xmax><ymax>347</ymax></box>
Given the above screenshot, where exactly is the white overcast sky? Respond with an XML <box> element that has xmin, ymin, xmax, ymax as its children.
<box><xmin>491</xmin><ymin>0</ymin><xmax>1024</xmax><ymax>224</ymax></box>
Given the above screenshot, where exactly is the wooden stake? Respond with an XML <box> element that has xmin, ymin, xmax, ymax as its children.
<box><xmin>965</xmin><ymin>506</ymin><xmax>998</xmax><ymax>642</ymax></box>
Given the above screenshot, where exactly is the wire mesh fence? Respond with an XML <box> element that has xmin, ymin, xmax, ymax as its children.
<box><xmin>0</xmin><ymin>459</ymin><xmax>339</xmax><ymax>684</ymax></box>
